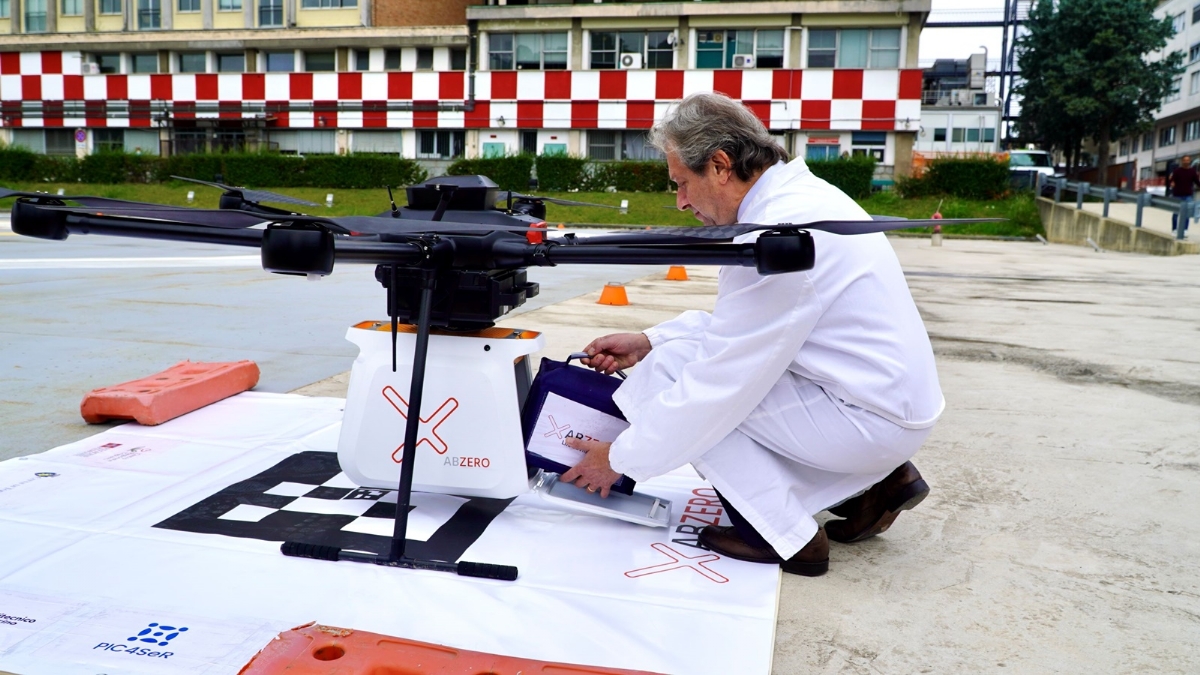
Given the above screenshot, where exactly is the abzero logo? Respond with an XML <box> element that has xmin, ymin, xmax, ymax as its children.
<box><xmin>34</xmin><ymin>472</ymin><xmax>58</xmax><ymax>478</ymax></box>
<box><xmin>624</xmin><ymin>543</ymin><xmax>729</xmax><ymax>584</ymax></box>
<box><xmin>443</xmin><ymin>456</ymin><xmax>491</xmax><ymax>469</ymax></box>
<box><xmin>382</xmin><ymin>386</ymin><xmax>459</xmax><ymax>461</ymax></box>
<box><xmin>129</xmin><ymin>622</ymin><xmax>188</xmax><ymax>646</ymax></box>
<box><xmin>543</xmin><ymin>415</ymin><xmax>571</xmax><ymax>440</ymax></box>
<box><xmin>93</xmin><ymin>622</ymin><xmax>188</xmax><ymax>659</ymax></box>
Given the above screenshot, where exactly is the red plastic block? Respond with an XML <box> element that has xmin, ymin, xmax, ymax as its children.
<box><xmin>239</xmin><ymin>622</ymin><xmax>664</xmax><ymax>675</ymax></box>
<box><xmin>80</xmin><ymin>360</ymin><xmax>260</xmax><ymax>426</ymax></box>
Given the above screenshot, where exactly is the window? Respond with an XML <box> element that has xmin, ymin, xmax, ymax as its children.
<box><xmin>62</xmin><ymin>0</ymin><xmax>82</xmax><ymax>16</ymax></box>
<box><xmin>417</xmin><ymin>130</ymin><xmax>464</xmax><ymax>159</ymax></box>
<box><xmin>1195</xmin><ymin>3</ymin><xmax>1200</xmax><ymax>23</ymax></box>
<box><xmin>694</xmin><ymin>29</ymin><xmax>783</xmax><ymax>69</ymax></box>
<box><xmin>1174</xmin><ymin>13</ymin><xmax>1186</xmax><ymax>35</ymax></box>
<box><xmin>586</xmin><ymin>131</ymin><xmax>661</xmax><ymax>160</ymax></box>
<box><xmin>174</xmin><ymin>130</ymin><xmax>207</xmax><ymax>154</ymax></box>
<box><xmin>0</xmin><ymin>0</ymin><xmax>8</xmax><ymax>19</ymax></box>
<box><xmin>131</xmin><ymin>53</ymin><xmax>158</xmax><ymax>73</ymax></box>
<box><xmin>355</xmin><ymin>49</ymin><xmax>370</xmax><ymax>71</ymax></box>
<box><xmin>1119</xmin><ymin>139</ymin><xmax>1129</xmax><ymax>156</ymax></box>
<box><xmin>93</xmin><ymin>129</ymin><xmax>124</xmax><ymax>153</ymax></box>
<box><xmin>1167</xmin><ymin>76</ymin><xmax>1183</xmax><ymax>102</ymax></box>
<box><xmin>265</xmin><ymin>51</ymin><xmax>294</xmax><ymax>72</ymax></box>
<box><xmin>952</xmin><ymin>128</ymin><xmax>964</xmax><ymax>142</ymax></box>
<box><xmin>178</xmin><ymin>0</ymin><xmax>198</xmax><ymax>10</ymax></box>
<box><xmin>450</xmin><ymin>48</ymin><xmax>467</xmax><ymax>71</ymax></box>
<box><xmin>100</xmin><ymin>0</ymin><xmax>120</xmax><ymax>12</ymax></box>
<box><xmin>490</xmin><ymin>32</ymin><xmax>568</xmax><ymax>70</ymax></box>
<box><xmin>137</xmin><ymin>0</ymin><xmax>160</xmax><ymax>29</ymax></box>
<box><xmin>807</xmin><ymin>28</ymin><xmax>900</xmax><ymax>68</ymax></box>
<box><xmin>217</xmin><ymin>0</ymin><xmax>240</xmax><ymax>9</ymax></box>
<box><xmin>214</xmin><ymin>130</ymin><xmax>246</xmax><ymax>153</ymax></box>
<box><xmin>805</xmin><ymin>144</ymin><xmax>840</xmax><ymax>161</ymax></box>
<box><xmin>217</xmin><ymin>53</ymin><xmax>244</xmax><ymax>72</ymax></box>
<box><xmin>24</xmin><ymin>0</ymin><xmax>46</xmax><ymax>32</ymax></box>
<box><xmin>416</xmin><ymin>48</ymin><xmax>433</xmax><ymax>70</ymax></box>
<box><xmin>1161</xmin><ymin>125</ymin><xmax>1177</xmax><ymax>147</ymax></box>
<box><xmin>179</xmin><ymin>52</ymin><xmax>206</xmax><ymax>73</ymax></box>
<box><xmin>851</xmin><ymin>131</ymin><xmax>887</xmax><ymax>162</ymax></box>
<box><xmin>521</xmin><ymin>131</ymin><xmax>537</xmax><ymax>155</ymax></box>
<box><xmin>1186</xmin><ymin>120</ymin><xmax>1200</xmax><ymax>142</ymax></box>
<box><xmin>1191</xmin><ymin>42</ymin><xmax>1200</xmax><ymax>63</ymax></box>
<box><xmin>1143</xmin><ymin>132</ymin><xmax>1154</xmax><ymax>152</ymax></box>
<box><xmin>933</xmin><ymin>128</ymin><xmax>946</xmax><ymax>142</ymax></box>
<box><xmin>384</xmin><ymin>49</ymin><xmax>401</xmax><ymax>70</ymax></box>
<box><xmin>46</xmin><ymin>129</ymin><xmax>75</xmax><ymax>156</ymax></box>
<box><xmin>965</xmin><ymin>128</ymin><xmax>981</xmax><ymax>142</ymax></box>
<box><xmin>983</xmin><ymin>128</ymin><xmax>995</xmax><ymax>143</ymax></box>
<box><xmin>305</xmin><ymin>51</ymin><xmax>335</xmax><ymax>72</ymax></box>
<box><xmin>588</xmin><ymin>130</ymin><xmax>617</xmax><ymax>160</ymax></box>
<box><xmin>589</xmin><ymin>30</ymin><xmax>673</xmax><ymax>69</ymax></box>
<box><xmin>96</xmin><ymin>53</ymin><xmax>121</xmax><ymax>73</ymax></box>
<box><xmin>259</xmin><ymin>0</ymin><xmax>282</xmax><ymax>27</ymax></box>
<box><xmin>301</xmin><ymin>0</ymin><xmax>354</xmax><ymax>7</ymax></box>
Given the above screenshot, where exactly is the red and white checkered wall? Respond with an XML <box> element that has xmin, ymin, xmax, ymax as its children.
<box><xmin>0</xmin><ymin>51</ymin><xmax>923</xmax><ymax>131</ymax></box>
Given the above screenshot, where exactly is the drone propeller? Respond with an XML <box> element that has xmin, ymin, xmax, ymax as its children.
<box><xmin>0</xmin><ymin>189</ymin><xmax>164</xmax><ymax>209</ymax></box>
<box><xmin>496</xmin><ymin>191</ymin><xmax>619</xmax><ymax>209</ymax></box>
<box><xmin>171</xmin><ymin>175</ymin><xmax>320</xmax><ymax>207</ymax></box>
<box><xmin>569</xmin><ymin>217</ymin><xmax>1004</xmax><ymax>243</ymax></box>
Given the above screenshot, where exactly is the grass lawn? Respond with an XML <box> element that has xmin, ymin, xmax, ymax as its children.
<box><xmin>0</xmin><ymin>180</ymin><xmax>1041</xmax><ymax>238</ymax></box>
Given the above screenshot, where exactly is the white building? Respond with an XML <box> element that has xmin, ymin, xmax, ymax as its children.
<box><xmin>914</xmin><ymin>54</ymin><xmax>1001</xmax><ymax>156</ymax></box>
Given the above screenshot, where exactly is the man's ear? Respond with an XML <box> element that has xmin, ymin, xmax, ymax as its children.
<box><xmin>710</xmin><ymin>150</ymin><xmax>734</xmax><ymax>184</ymax></box>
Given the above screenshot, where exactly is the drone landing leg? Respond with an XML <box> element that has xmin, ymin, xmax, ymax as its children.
<box><xmin>283</xmin><ymin>266</ymin><xmax>517</xmax><ymax>581</ymax></box>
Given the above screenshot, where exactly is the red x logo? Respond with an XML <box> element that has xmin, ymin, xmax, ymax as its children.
<box><xmin>542</xmin><ymin>415</ymin><xmax>571</xmax><ymax>440</ymax></box>
<box><xmin>624</xmin><ymin>543</ymin><xmax>729</xmax><ymax>584</ymax></box>
<box><xmin>382</xmin><ymin>386</ymin><xmax>459</xmax><ymax>461</ymax></box>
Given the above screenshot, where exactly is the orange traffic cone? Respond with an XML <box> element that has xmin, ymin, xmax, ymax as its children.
<box><xmin>598</xmin><ymin>282</ymin><xmax>629</xmax><ymax>306</ymax></box>
<box><xmin>666</xmin><ymin>266</ymin><xmax>689</xmax><ymax>281</ymax></box>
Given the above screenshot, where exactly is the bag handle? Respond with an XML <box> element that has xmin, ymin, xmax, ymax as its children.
<box><xmin>567</xmin><ymin>352</ymin><xmax>627</xmax><ymax>380</ymax></box>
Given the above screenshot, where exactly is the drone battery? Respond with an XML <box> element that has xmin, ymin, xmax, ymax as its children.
<box><xmin>521</xmin><ymin>357</ymin><xmax>637</xmax><ymax>496</ymax></box>
<box><xmin>530</xmin><ymin>470</ymin><xmax>671</xmax><ymax>528</ymax></box>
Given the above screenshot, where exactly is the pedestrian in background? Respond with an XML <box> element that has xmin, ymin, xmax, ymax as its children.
<box><xmin>1167</xmin><ymin>155</ymin><xmax>1200</xmax><ymax>236</ymax></box>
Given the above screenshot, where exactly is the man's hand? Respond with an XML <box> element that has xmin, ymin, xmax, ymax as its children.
<box><xmin>580</xmin><ymin>333</ymin><xmax>652</xmax><ymax>375</ymax></box>
<box><xmin>561</xmin><ymin>438</ymin><xmax>621</xmax><ymax>498</ymax></box>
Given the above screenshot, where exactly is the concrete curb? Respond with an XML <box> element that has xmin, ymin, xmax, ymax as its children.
<box><xmin>1037</xmin><ymin>197</ymin><xmax>1199</xmax><ymax>255</ymax></box>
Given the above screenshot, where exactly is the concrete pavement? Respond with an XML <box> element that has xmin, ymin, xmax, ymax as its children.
<box><xmin>303</xmin><ymin>235</ymin><xmax>1200</xmax><ymax>672</ymax></box>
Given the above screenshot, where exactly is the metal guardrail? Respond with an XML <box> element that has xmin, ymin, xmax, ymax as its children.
<box><xmin>1035</xmin><ymin>173</ymin><xmax>1191</xmax><ymax>241</ymax></box>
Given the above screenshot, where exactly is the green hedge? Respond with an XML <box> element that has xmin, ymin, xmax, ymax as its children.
<box><xmin>806</xmin><ymin>155</ymin><xmax>877</xmax><ymax>199</ymax></box>
<box><xmin>584</xmin><ymin>160</ymin><xmax>671</xmax><ymax>192</ymax></box>
<box><xmin>534</xmin><ymin>154</ymin><xmax>590</xmax><ymax>192</ymax></box>
<box><xmin>446</xmin><ymin>155</ymin><xmax>535</xmax><ymax>192</ymax></box>
<box><xmin>0</xmin><ymin>148</ymin><xmax>428</xmax><ymax>189</ymax></box>
<box><xmin>897</xmin><ymin>157</ymin><xmax>1011</xmax><ymax>200</ymax></box>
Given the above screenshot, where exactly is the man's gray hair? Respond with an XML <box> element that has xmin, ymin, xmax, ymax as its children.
<box><xmin>649</xmin><ymin>92</ymin><xmax>788</xmax><ymax>181</ymax></box>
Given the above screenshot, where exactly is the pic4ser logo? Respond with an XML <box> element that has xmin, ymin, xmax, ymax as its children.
<box><xmin>94</xmin><ymin>622</ymin><xmax>188</xmax><ymax>659</ymax></box>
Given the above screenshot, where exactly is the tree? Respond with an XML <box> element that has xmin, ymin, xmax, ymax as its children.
<box><xmin>1014</xmin><ymin>0</ymin><xmax>1183</xmax><ymax>183</ymax></box>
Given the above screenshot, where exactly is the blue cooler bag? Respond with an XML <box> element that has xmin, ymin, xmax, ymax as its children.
<box><xmin>521</xmin><ymin>354</ymin><xmax>637</xmax><ymax>495</ymax></box>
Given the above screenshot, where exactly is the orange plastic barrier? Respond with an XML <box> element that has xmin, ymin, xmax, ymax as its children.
<box><xmin>81</xmin><ymin>360</ymin><xmax>260</xmax><ymax>426</ymax></box>
<box><xmin>598</xmin><ymin>282</ymin><xmax>629</xmax><ymax>306</ymax></box>
<box><xmin>665</xmin><ymin>266</ymin><xmax>688</xmax><ymax>281</ymax></box>
<box><xmin>239</xmin><ymin>622</ymin><xmax>663</xmax><ymax>675</ymax></box>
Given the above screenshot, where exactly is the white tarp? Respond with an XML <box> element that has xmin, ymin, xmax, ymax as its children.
<box><xmin>0</xmin><ymin>393</ymin><xmax>779</xmax><ymax>674</ymax></box>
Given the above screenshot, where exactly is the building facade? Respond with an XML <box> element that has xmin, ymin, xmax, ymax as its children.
<box><xmin>0</xmin><ymin>0</ymin><xmax>930</xmax><ymax>177</ymax></box>
<box><xmin>914</xmin><ymin>54</ymin><xmax>1000</xmax><ymax>156</ymax></box>
<box><xmin>1112</xmin><ymin>0</ymin><xmax>1200</xmax><ymax>187</ymax></box>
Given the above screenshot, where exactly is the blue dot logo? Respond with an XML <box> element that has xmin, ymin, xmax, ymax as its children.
<box><xmin>127</xmin><ymin>622</ymin><xmax>188</xmax><ymax>647</ymax></box>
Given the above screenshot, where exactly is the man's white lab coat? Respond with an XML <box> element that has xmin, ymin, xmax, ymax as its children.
<box><xmin>607</xmin><ymin>158</ymin><xmax>944</xmax><ymax>558</ymax></box>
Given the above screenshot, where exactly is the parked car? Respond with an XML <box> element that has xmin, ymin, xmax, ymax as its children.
<box><xmin>1008</xmin><ymin>150</ymin><xmax>1056</xmax><ymax>176</ymax></box>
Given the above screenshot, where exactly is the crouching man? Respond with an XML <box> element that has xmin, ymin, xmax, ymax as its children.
<box><xmin>561</xmin><ymin>92</ymin><xmax>942</xmax><ymax>577</ymax></box>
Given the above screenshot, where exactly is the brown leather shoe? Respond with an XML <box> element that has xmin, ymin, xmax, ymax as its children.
<box><xmin>698</xmin><ymin>525</ymin><xmax>829</xmax><ymax>577</ymax></box>
<box><xmin>825</xmin><ymin>461</ymin><xmax>929</xmax><ymax>544</ymax></box>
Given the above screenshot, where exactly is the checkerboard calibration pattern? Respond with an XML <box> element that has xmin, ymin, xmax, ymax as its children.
<box><xmin>155</xmin><ymin>451</ymin><xmax>512</xmax><ymax>563</ymax></box>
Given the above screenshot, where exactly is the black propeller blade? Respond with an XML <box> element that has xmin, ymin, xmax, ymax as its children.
<box><xmin>0</xmin><ymin>189</ymin><xmax>164</xmax><ymax>209</ymax></box>
<box><xmin>572</xmin><ymin>217</ymin><xmax>1004</xmax><ymax>242</ymax></box>
<box><xmin>497</xmin><ymin>191</ymin><xmax>620</xmax><ymax>209</ymax></box>
<box><xmin>171</xmin><ymin>175</ymin><xmax>320</xmax><ymax>207</ymax></box>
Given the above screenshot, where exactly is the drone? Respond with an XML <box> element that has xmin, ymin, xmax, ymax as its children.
<box><xmin>7</xmin><ymin>174</ymin><xmax>991</xmax><ymax>582</ymax></box>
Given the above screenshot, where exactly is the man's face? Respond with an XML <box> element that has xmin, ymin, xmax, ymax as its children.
<box><xmin>1184</xmin><ymin>156</ymin><xmax>1193</xmax><ymax>168</ymax></box>
<box><xmin>668</xmin><ymin>151</ymin><xmax>730</xmax><ymax>226</ymax></box>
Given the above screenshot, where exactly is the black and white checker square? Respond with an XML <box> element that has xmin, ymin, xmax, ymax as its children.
<box><xmin>156</xmin><ymin>451</ymin><xmax>511</xmax><ymax>562</ymax></box>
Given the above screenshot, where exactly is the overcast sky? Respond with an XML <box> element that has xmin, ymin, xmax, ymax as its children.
<box><xmin>919</xmin><ymin>0</ymin><xmax>1009</xmax><ymax>64</ymax></box>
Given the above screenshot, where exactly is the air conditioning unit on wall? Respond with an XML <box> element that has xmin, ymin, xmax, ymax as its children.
<box><xmin>81</xmin><ymin>62</ymin><xmax>100</xmax><ymax>75</ymax></box>
<box><xmin>618</xmin><ymin>53</ymin><xmax>642</xmax><ymax>69</ymax></box>
<box><xmin>732</xmin><ymin>54</ymin><xmax>755</xmax><ymax>68</ymax></box>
